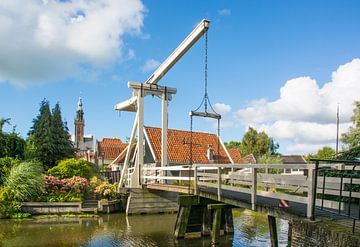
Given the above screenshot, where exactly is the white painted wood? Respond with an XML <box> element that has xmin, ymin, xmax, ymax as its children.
<box><xmin>161</xmin><ymin>95</ymin><xmax>168</xmax><ymax>177</ymax></box>
<box><xmin>256</xmin><ymin>190</ymin><xmax>308</xmax><ymax>204</ymax></box>
<box><xmin>307</xmin><ymin>165</ymin><xmax>315</xmax><ymax>219</ymax></box>
<box><xmin>217</xmin><ymin>167</ymin><xmax>221</xmax><ymax>201</ymax></box>
<box><xmin>251</xmin><ymin>168</ymin><xmax>257</xmax><ymax>210</ymax></box>
<box><xmin>133</xmin><ymin>90</ymin><xmax>144</xmax><ymax>188</ymax></box>
<box><xmin>194</xmin><ymin>165</ymin><xmax>198</xmax><ymax>195</ymax></box>
<box><xmin>145</xmin><ymin>19</ymin><xmax>210</xmax><ymax>85</ymax></box>
<box><xmin>118</xmin><ymin>112</ymin><xmax>138</xmax><ymax>189</ymax></box>
<box><xmin>143</xmin><ymin>176</ymin><xmax>194</xmax><ymax>181</ymax></box>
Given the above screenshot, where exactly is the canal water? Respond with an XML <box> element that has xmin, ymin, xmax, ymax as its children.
<box><xmin>0</xmin><ymin>209</ymin><xmax>289</xmax><ymax>246</ymax></box>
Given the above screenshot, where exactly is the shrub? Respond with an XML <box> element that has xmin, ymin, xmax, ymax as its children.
<box><xmin>42</xmin><ymin>175</ymin><xmax>89</xmax><ymax>202</ymax></box>
<box><xmin>48</xmin><ymin>158</ymin><xmax>98</xmax><ymax>179</ymax></box>
<box><xmin>3</xmin><ymin>161</ymin><xmax>43</xmax><ymax>202</ymax></box>
<box><xmin>94</xmin><ymin>181</ymin><xmax>118</xmax><ymax>201</ymax></box>
<box><xmin>0</xmin><ymin>157</ymin><xmax>20</xmax><ymax>186</ymax></box>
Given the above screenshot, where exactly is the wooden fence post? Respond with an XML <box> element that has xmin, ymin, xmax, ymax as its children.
<box><xmin>251</xmin><ymin>167</ymin><xmax>257</xmax><ymax>210</ymax></box>
<box><xmin>194</xmin><ymin>165</ymin><xmax>198</xmax><ymax>195</ymax></box>
<box><xmin>217</xmin><ymin>167</ymin><xmax>221</xmax><ymax>201</ymax></box>
<box><xmin>307</xmin><ymin>164</ymin><xmax>315</xmax><ymax>219</ymax></box>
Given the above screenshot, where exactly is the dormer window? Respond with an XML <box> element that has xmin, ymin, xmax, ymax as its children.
<box><xmin>207</xmin><ymin>144</ymin><xmax>214</xmax><ymax>162</ymax></box>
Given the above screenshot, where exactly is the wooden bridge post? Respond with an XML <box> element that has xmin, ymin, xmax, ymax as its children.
<box><xmin>307</xmin><ymin>164</ymin><xmax>315</xmax><ymax>219</ymax></box>
<box><xmin>268</xmin><ymin>215</ymin><xmax>278</xmax><ymax>247</ymax></box>
<box><xmin>194</xmin><ymin>165</ymin><xmax>198</xmax><ymax>195</ymax></box>
<box><xmin>251</xmin><ymin>167</ymin><xmax>257</xmax><ymax>210</ymax></box>
<box><xmin>208</xmin><ymin>204</ymin><xmax>226</xmax><ymax>245</ymax></box>
<box><xmin>217</xmin><ymin>167</ymin><xmax>221</xmax><ymax>201</ymax></box>
<box><xmin>174</xmin><ymin>195</ymin><xmax>199</xmax><ymax>238</ymax></box>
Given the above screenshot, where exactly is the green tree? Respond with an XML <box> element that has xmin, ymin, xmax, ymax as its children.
<box><xmin>30</xmin><ymin>100</ymin><xmax>54</xmax><ymax>169</ymax></box>
<box><xmin>0</xmin><ymin>119</ymin><xmax>25</xmax><ymax>159</ymax></box>
<box><xmin>29</xmin><ymin>100</ymin><xmax>74</xmax><ymax>169</ymax></box>
<box><xmin>52</xmin><ymin>103</ymin><xmax>74</xmax><ymax>162</ymax></box>
<box><xmin>341</xmin><ymin>101</ymin><xmax>360</xmax><ymax>149</ymax></box>
<box><xmin>24</xmin><ymin>134</ymin><xmax>37</xmax><ymax>160</ymax></box>
<box><xmin>224</xmin><ymin>141</ymin><xmax>241</xmax><ymax>149</ymax></box>
<box><xmin>307</xmin><ymin>146</ymin><xmax>336</xmax><ymax>162</ymax></box>
<box><xmin>239</xmin><ymin>127</ymin><xmax>278</xmax><ymax>156</ymax></box>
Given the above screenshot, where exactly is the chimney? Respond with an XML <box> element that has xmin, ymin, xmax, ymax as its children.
<box><xmin>207</xmin><ymin>144</ymin><xmax>214</xmax><ymax>162</ymax></box>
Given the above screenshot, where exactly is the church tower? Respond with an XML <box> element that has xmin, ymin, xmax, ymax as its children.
<box><xmin>74</xmin><ymin>97</ymin><xmax>85</xmax><ymax>149</ymax></box>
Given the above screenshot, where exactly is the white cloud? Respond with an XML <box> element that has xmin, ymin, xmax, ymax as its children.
<box><xmin>0</xmin><ymin>0</ymin><xmax>145</xmax><ymax>87</ymax></box>
<box><xmin>213</xmin><ymin>103</ymin><xmax>231</xmax><ymax>115</ymax></box>
<box><xmin>235</xmin><ymin>58</ymin><xmax>360</xmax><ymax>154</ymax></box>
<box><xmin>141</xmin><ymin>58</ymin><xmax>161</xmax><ymax>73</ymax></box>
<box><xmin>218</xmin><ymin>9</ymin><xmax>231</xmax><ymax>16</ymax></box>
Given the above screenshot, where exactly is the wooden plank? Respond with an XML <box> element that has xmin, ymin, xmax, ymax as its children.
<box><xmin>143</xmin><ymin>176</ymin><xmax>194</xmax><ymax>181</ymax></box>
<box><xmin>251</xmin><ymin>168</ymin><xmax>257</xmax><ymax>210</ymax></box>
<box><xmin>256</xmin><ymin>190</ymin><xmax>308</xmax><ymax>204</ymax></box>
<box><xmin>194</xmin><ymin>163</ymin><xmax>312</xmax><ymax>169</ymax></box>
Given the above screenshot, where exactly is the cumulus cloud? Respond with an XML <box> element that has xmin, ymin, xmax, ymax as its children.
<box><xmin>141</xmin><ymin>58</ymin><xmax>161</xmax><ymax>72</ymax></box>
<box><xmin>235</xmin><ymin>59</ymin><xmax>360</xmax><ymax>154</ymax></box>
<box><xmin>218</xmin><ymin>9</ymin><xmax>231</xmax><ymax>16</ymax></box>
<box><xmin>0</xmin><ymin>0</ymin><xmax>145</xmax><ymax>87</ymax></box>
<box><xmin>213</xmin><ymin>103</ymin><xmax>231</xmax><ymax>115</ymax></box>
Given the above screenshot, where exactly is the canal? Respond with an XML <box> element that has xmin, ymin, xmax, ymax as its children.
<box><xmin>0</xmin><ymin>209</ymin><xmax>289</xmax><ymax>246</ymax></box>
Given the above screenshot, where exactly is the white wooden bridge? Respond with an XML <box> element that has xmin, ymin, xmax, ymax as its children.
<box><xmin>139</xmin><ymin>162</ymin><xmax>360</xmax><ymax>221</ymax></box>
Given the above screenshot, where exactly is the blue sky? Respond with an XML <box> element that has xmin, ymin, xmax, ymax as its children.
<box><xmin>1</xmin><ymin>0</ymin><xmax>360</xmax><ymax>154</ymax></box>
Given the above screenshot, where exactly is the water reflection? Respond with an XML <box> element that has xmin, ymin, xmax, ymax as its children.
<box><xmin>0</xmin><ymin>209</ymin><xmax>289</xmax><ymax>246</ymax></box>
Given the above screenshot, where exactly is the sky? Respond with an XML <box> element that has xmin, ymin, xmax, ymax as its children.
<box><xmin>1</xmin><ymin>0</ymin><xmax>360</xmax><ymax>155</ymax></box>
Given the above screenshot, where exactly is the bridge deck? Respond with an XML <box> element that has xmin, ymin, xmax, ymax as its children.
<box><xmin>146</xmin><ymin>183</ymin><xmax>360</xmax><ymax>234</ymax></box>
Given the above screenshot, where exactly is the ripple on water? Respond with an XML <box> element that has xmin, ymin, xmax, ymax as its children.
<box><xmin>0</xmin><ymin>209</ymin><xmax>289</xmax><ymax>247</ymax></box>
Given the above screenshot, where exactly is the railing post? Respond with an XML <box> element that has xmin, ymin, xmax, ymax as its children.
<box><xmin>251</xmin><ymin>167</ymin><xmax>257</xmax><ymax>210</ymax></box>
<box><xmin>194</xmin><ymin>165</ymin><xmax>198</xmax><ymax>195</ymax></box>
<box><xmin>307</xmin><ymin>162</ymin><xmax>318</xmax><ymax>220</ymax></box>
<box><xmin>217</xmin><ymin>167</ymin><xmax>221</xmax><ymax>201</ymax></box>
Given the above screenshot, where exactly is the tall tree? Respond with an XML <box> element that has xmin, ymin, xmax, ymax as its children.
<box><xmin>52</xmin><ymin>103</ymin><xmax>74</xmax><ymax>162</ymax></box>
<box><xmin>341</xmin><ymin>101</ymin><xmax>360</xmax><ymax>149</ymax></box>
<box><xmin>239</xmin><ymin>127</ymin><xmax>279</xmax><ymax>156</ymax></box>
<box><xmin>30</xmin><ymin>100</ymin><xmax>54</xmax><ymax>169</ymax></box>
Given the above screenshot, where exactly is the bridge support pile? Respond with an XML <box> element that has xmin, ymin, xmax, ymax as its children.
<box><xmin>174</xmin><ymin>195</ymin><xmax>233</xmax><ymax>244</ymax></box>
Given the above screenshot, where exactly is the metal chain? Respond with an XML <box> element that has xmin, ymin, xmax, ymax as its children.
<box><xmin>204</xmin><ymin>31</ymin><xmax>208</xmax><ymax>113</ymax></box>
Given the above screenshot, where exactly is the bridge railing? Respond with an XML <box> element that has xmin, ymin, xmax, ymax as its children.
<box><xmin>142</xmin><ymin>163</ymin><xmax>360</xmax><ymax>222</ymax></box>
<box><xmin>310</xmin><ymin>159</ymin><xmax>360</xmax><ymax>233</ymax></box>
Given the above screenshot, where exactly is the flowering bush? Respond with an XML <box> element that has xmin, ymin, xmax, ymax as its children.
<box><xmin>42</xmin><ymin>175</ymin><xmax>89</xmax><ymax>202</ymax></box>
<box><xmin>94</xmin><ymin>181</ymin><xmax>118</xmax><ymax>201</ymax></box>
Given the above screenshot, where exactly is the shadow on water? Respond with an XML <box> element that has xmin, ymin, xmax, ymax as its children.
<box><xmin>0</xmin><ymin>209</ymin><xmax>289</xmax><ymax>246</ymax></box>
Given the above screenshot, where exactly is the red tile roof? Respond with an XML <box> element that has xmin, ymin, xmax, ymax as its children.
<box><xmin>227</xmin><ymin>148</ymin><xmax>243</xmax><ymax>163</ymax></box>
<box><xmin>97</xmin><ymin>138</ymin><xmax>128</xmax><ymax>160</ymax></box>
<box><xmin>145</xmin><ymin>126</ymin><xmax>232</xmax><ymax>164</ymax></box>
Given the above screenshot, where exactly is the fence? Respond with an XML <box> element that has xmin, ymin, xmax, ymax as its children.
<box><xmin>99</xmin><ymin>170</ymin><xmax>121</xmax><ymax>184</ymax></box>
<box><xmin>311</xmin><ymin>159</ymin><xmax>360</xmax><ymax>233</ymax></box>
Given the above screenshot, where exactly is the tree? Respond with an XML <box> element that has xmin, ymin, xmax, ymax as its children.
<box><xmin>29</xmin><ymin>100</ymin><xmax>74</xmax><ymax>169</ymax></box>
<box><xmin>341</xmin><ymin>101</ymin><xmax>360</xmax><ymax>149</ymax></box>
<box><xmin>239</xmin><ymin>127</ymin><xmax>279</xmax><ymax>156</ymax></box>
<box><xmin>0</xmin><ymin>119</ymin><xmax>25</xmax><ymax>159</ymax></box>
<box><xmin>307</xmin><ymin>146</ymin><xmax>336</xmax><ymax>162</ymax></box>
<box><xmin>52</xmin><ymin>103</ymin><xmax>74</xmax><ymax>162</ymax></box>
<box><xmin>30</xmin><ymin>100</ymin><xmax>54</xmax><ymax>169</ymax></box>
<box><xmin>224</xmin><ymin>141</ymin><xmax>241</xmax><ymax>149</ymax></box>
